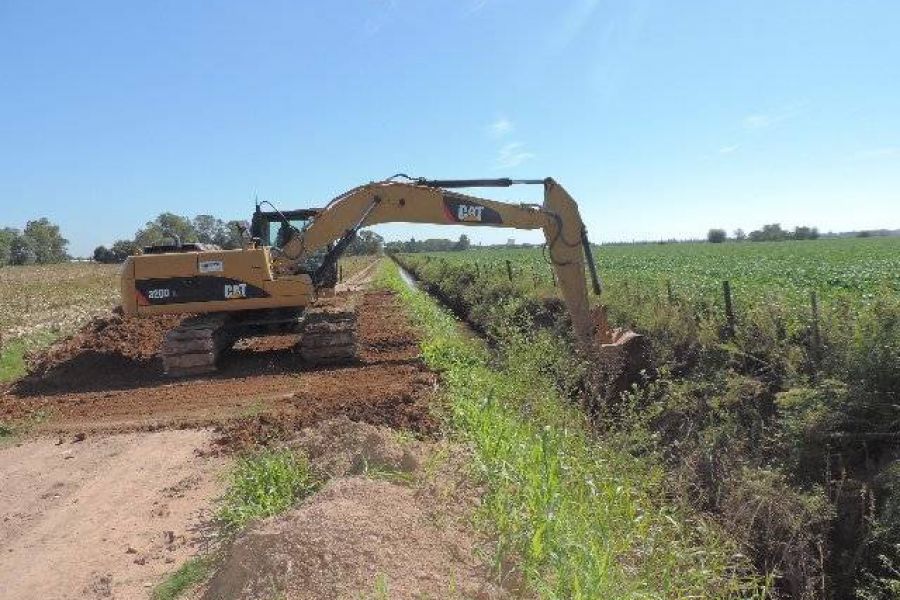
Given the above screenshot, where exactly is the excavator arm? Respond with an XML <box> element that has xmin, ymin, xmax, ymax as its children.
<box><xmin>281</xmin><ymin>178</ymin><xmax>602</xmax><ymax>347</ymax></box>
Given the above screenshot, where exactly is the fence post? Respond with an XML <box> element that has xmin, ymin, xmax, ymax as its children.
<box><xmin>666</xmin><ymin>280</ymin><xmax>674</xmax><ymax>303</ymax></box>
<box><xmin>723</xmin><ymin>280</ymin><xmax>736</xmax><ymax>338</ymax></box>
<box><xmin>338</xmin><ymin>265</ymin><xmax>343</xmax><ymax>283</ymax></box>
<box><xmin>810</xmin><ymin>290</ymin><xmax>822</xmax><ymax>361</ymax></box>
<box><xmin>505</xmin><ymin>259</ymin><xmax>514</xmax><ymax>282</ymax></box>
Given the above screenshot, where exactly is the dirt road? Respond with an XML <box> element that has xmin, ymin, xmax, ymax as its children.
<box><xmin>0</xmin><ymin>430</ymin><xmax>225</xmax><ymax>599</ymax></box>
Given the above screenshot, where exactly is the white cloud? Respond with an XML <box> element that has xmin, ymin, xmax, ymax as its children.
<box><xmin>495</xmin><ymin>142</ymin><xmax>535</xmax><ymax>169</ymax></box>
<box><xmin>718</xmin><ymin>144</ymin><xmax>740</xmax><ymax>155</ymax></box>
<box><xmin>489</xmin><ymin>116</ymin><xmax>514</xmax><ymax>137</ymax></box>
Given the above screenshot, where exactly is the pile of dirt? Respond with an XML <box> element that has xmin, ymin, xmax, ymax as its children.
<box><xmin>204</xmin><ymin>418</ymin><xmax>506</xmax><ymax>600</ymax></box>
<box><xmin>204</xmin><ymin>478</ymin><xmax>506</xmax><ymax>600</ymax></box>
<box><xmin>14</xmin><ymin>311</ymin><xmax>184</xmax><ymax>395</ymax></box>
<box><xmin>287</xmin><ymin>416</ymin><xmax>426</xmax><ymax>479</ymax></box>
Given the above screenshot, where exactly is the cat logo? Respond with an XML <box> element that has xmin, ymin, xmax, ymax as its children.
<box><xmin>224</xmin><ymin>283</ymin><xmax>248</xmax><ymax>299</ymax></box>
<box><xmin>457</xmin><ymin>204</ymin><xmax>485</xmax><ymax>222</ymax></box>
<box><xmin>443</xmin><ymin>198</ymin><xmax>502</xmax><ymax>224</ymax></box>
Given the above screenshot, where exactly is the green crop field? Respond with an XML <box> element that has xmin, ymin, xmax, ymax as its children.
<box><xmin>401</xmin><ymin>237</ymin><xmax>899</xmax><ymax>331</ymax></box>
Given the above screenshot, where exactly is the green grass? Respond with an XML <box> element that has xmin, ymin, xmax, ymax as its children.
<box><xmin>0</xmin><ymin>338</ymin><xmax>27</xmax><ymax>383</ymax></box>
<box><xmin>0</xmin><ymin>330</ymin><xmax>64</xmax><ymax>384</ymax></box>
<box><xmin>217</xmin><ymin>447</ymin><xmax>320</xmax><ymax>532</ymax></box>
<box><xmin>376</xmin><ymin>262</ymin><xmax>762</xmax><ymax>599</ymax></box>
<box><xmin>151</xmin><ymin>556</ymin><xmax>214</xmax><ymax>600</ymax></box>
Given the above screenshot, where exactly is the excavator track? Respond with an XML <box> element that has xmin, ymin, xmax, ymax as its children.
<box><xmin>161</xmin><ymin>314</ymin><xmax>236</xmax><ymax>377</ymax></box>
<box><xmin>299</xmin><ymin>303</ymin><xmax>358</xmax><ymax>364</ymax></box>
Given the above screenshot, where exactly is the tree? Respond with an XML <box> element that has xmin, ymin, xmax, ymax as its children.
<box><xmin>192</xmin><ymin>215</ymin><xmax>244</xmax><ymax>248</ymax></box>
<box><xmin>192</xmin><ymin>215</ymin><xmax>226</xmax><ymax>245</ymax></box>
<box><xmin>93</xmin><ymin>246</ymin><xmax>116</xmax><ymax>263</ymax></box>
<box><xmin>9</xmin><ymin>234</ymin><xmax>36</xmax><ymax>265</ymax></box>
<box><xmin>22</xmin><ymin>218</ymin><xmax>68</xmax><ymax>263</ymax></box>
<box><xmin>0</xmin><ymin>227</ymin><xmax>17</xmax><ymax>266</ymax></box>
<box><xmin>111</xmin><ymin>239</ymin><xmax>139</xmax><ymax>260</ymax></box>
<box><xmin>455</xmin><ymin>234</ymin><xmax>471</xmax><ymax>251</ymax></box>
<box><xmin>734</xmin><ymin>228</ymin><xmax>746</xmax><ymax>241</ymax></box>
<box><xmin>749</xmin><ymin>223</ymin><xmax>789</xmax><ymax>242</ymax></box>
<box><xmin>793</xmin><ymin>226</ymin><xmax>820</xmax><ymax>240</ymax></box>
<box><xmin>707</xmin><ymin>228</ymin><xmax>727</xmax><ymax>243</ymax></box>
<box><xmin>346</xmin><ymin>230</ymin><xmax>384</xmax><ymax>255</ymax></box>
<box><xmin>93</xmin><ymin>239</ymin><xmax>139</xmax><ymax>263</ymax></box>
<box><xmin>222</xmin><ymin>221</ymin><xmax>247</xmax><ymax>249</ymax></box>
<box><xmin>135</xmin><ymin>213</ymin><xmax>197</xmax><ymax>248</ymax></box>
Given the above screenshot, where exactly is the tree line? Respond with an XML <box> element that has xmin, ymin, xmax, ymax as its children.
<box><xmin>0</xmin><ymin>219</ymin><xmax>69</xmax><ymax>266</ymax></box>
<box><xmin>93</xmin><ymin>213</ymin><xmax>246</xmax><ymax>263</ymax></box>
<box><xmin>93</xmin><ymin>213</ymin><xmax>385</xmax><ymax>263</ymax></box>
<box><xmin>384</xmin><ymin>235</ymin><xmax>471</xmax><ymax>253</ymax></box>
<box><xmin>707</xmin><ymin>223</ymin><xmax>820</xmax><ymax>243</ymax></box>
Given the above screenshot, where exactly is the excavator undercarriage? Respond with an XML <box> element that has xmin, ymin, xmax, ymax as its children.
<box><xmin>160</xmin><ymin>303</ymin><xmax>358</xmax><ymax>377</ymax></box>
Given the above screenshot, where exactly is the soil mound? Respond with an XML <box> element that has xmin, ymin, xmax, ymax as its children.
<box><xmin>14</xmin><ymin>312</ymin><xmax>183</xmax><ymax>395</ymax></box>
<box><xmin>288</xmin><ymin>416</ymin><xmax>426</xmax><ymax>479</ymax></box>
<box><xmin>207</xmin><ymin>418</ymin><xmax>504</xmax><ymax>600</ymax></box>
<box><xmin>204</xmin><ymin>476</ymin><xmax>505</xmax><ymax>600</ymax></box>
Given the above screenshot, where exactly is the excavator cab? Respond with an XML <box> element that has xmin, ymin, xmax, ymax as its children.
<box><xmin>249</xmin><ymin>205</ymin><xmax>337</xmax><ymax>286</ymax></box>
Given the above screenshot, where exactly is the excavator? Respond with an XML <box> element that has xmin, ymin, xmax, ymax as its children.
<box><xmin>120</xmin><ymin>176</ymin><xmax>610</xmax><ymax>377</ymax></box>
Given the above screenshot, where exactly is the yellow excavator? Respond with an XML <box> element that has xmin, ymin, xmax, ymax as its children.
<box><xmin>120</xmin><ymin>176</ymin><xmax>607</xmax><ymax>376</ymax></box>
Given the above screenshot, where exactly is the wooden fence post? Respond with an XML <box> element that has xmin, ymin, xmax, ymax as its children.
<box><xmin>666</xmin><ymin>280</ymin><xmax>674</xmax><ymax>303</ymax></box>
<box><xmin>810</xmin><ymin>290</ymin><xmax>822</xmax><ymax>360</ymax></box>
<box><xmin>505</xmin><ymin>260</ymin><xmax>514</xmax><ymax>282</ymax></box>
<box><xmin>723</xmin><ymin>280</ymin><xmax>736</xmax><ymax>338</ymax></box>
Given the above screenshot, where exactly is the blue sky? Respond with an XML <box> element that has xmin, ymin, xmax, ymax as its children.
<box><xmin>1</xmin><ymin>0</ymin><xmax>898</xmax><ymax>256</ymax></box>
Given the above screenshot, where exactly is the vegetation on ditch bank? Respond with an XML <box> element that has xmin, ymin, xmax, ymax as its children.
<box><xmin>379</xmin><ymin>262</ymin><xmax>764</xmax><ymax>599</ymax></box>
<box><xmin>394</xmin><ymin>247</ymin><xmax>900</xmax><ymax>599</ymax></box>
<box><xmin>217</xmin><ymin>448</ymin><xmax>320</xmax><ymax>533</ymax></box>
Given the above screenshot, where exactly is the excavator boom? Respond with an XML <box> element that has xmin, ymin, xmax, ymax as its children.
<box><xmin>280</xmin><ymin>177</ymin><xmax>601</xmax><ymax>346</ymax></box>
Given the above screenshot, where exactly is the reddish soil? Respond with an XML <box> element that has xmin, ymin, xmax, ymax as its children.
<box><xmin>0</xmin><ymin>291</ymin><xmax>437</xmax><ymax>443</ymax></box>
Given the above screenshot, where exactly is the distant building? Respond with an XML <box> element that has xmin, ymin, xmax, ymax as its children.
<box><xmin>507</xmin><ymin>238</ymin><xmax>515</xmax><ymax>246</ymax></box>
